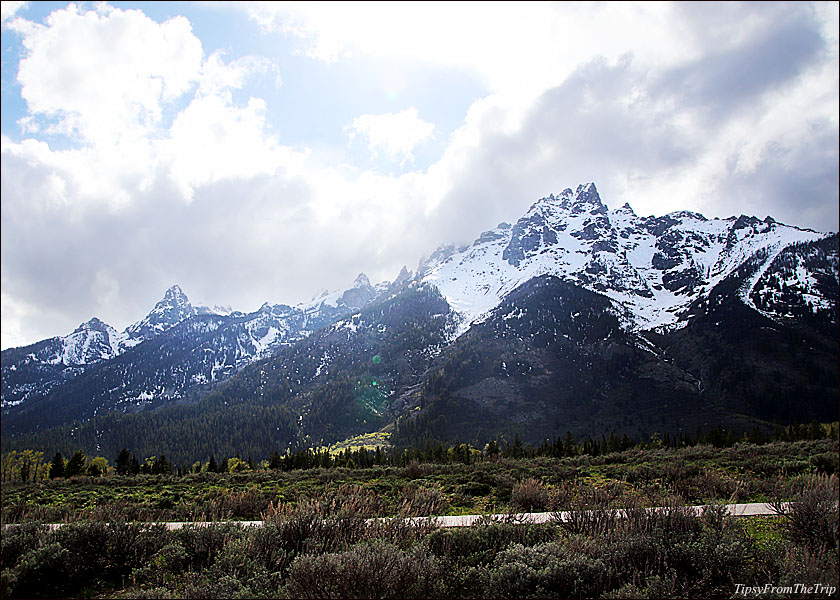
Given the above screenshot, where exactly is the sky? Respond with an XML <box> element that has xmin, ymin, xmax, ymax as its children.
<box><xmin>1</xmin><ymin>1</ymin><xmax>838</xmax><ymax>350</ymax></box>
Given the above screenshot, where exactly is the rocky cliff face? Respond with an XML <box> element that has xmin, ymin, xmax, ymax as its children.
<box><xmin>421</xmin><ymin>183</ymin><xmax>832</xmax><ymax>335</ymax></box>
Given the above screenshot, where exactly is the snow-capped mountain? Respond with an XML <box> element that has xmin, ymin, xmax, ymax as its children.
<box><xmin>125</xmin><ymin>284</ymin><xmax>197</xmax><ymax>340</ymax></box>
<box><xmin>53</xmin><ymin>317</ymin><xmax>130</xmax><ymax>366</ymax></box>
<box><xmin>421</xmin><ymin>183</ymin><xmax>831</xmax><ymax>335</ymax></box>
<box><xmin>0</xmin><ymin>271</ymin><xmax>406</xmax><ymax>411</ymax></box>
<box><xmin>1</xmin><ymin>182</ymin><xmax>836</xmax><ymax>459</ymax></box>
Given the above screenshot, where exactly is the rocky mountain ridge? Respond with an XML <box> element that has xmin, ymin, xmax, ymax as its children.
<box><xmin>421</xmin><ymin>183</ymin><xmax>829</xmax><ymax>336</ymax></box>
<box><xmin>0</xmin><ymin>273</ymin><xmax>406</xmax><ymax>410</ymax></box>
<box><xmin>2</xmin><ymin>182</ymin><xmax>836</xmax><ymax>460</ymax></box>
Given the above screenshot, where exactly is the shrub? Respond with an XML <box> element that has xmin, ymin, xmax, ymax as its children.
<box><xmin>603</xmin><ymin>573</ymin><xmax>680</xmax><ymax>599</ymax></box>
<box><xmin>624</xmin><ymin>500</ymin><xmax>701</xmax><ymax>542</ymax></box>
<box><xmin>130</xmin><ymin>542</ymin><xmax>189</xmax><ymax>588</ymax></box>
<box><xmin>175</xmin><ymin>523</ymin><xmax>244</xmax><ymax>570</ymax></box>
<box><xmin>247</xmin><ymin>524</ymin><xmax>291</xmax><ymax>572</ymax></box>
<box><xmin>6</xmin><ymin>542</ymin><xmax>74</xmax><ymax>598</ymax></box>
<box><xmin>487</xmin><ymin>542</ymin><xmax>608</xmax><ymax>598</ymax></box>
<box><xmin>51</xmin><ymin>521</ymin><xmax>114</xmax><ymax>588</ymax></box>
<box><xmin>272</xmin><ymin>484</ymin><xmax>384</xmax><ymax>519</ymax></box>
<box><xmin>774</xmin><ymin>473</ymin><xmax>839</xmax><ymax>551</ymax></box>
<box><xmin>773</xmin><ymin>545</ymin><xmax>840</xmax><ymax>587</ymax></box>
<box><xmin>555</xmin><ymin>491</ymin><xmax>619</xmax><ymax>537</ymax></box>
<box><xmin>260</xmin><ymin>504</ymin><xmax>369</xmax><ymax>557</ymax></box>
<box><xmin>182</xmin><ymin>574</ymin><xmax>252</xmax><ymax>599</ymax></box>
<box><xmin>122</xmin><ymin>586</ymin><xmax>176</xmax><ymax>599</ymax></box>
<box><xmin>399</xmin><ymin>484</ymin><xmax>447</xmax><ymax>516</ymax></box>
<box><xmin>402</xmin><ymin>460</ymin><xmax>426</xmax><ymax>479</ymax></box>
<box><xmin>282</xmin><ymin>541</ymin><xmax>441</xmax><ymax>599</ymax></box>
<box><xmin>511</xmin><ymin>478</ymin><xmax>549</xmax><ymax>512</ymax></box>
<box><xmin>100</xmin><ymin>522</ymin><xmax>169</xmax><ymax>582</ymax></box>
<box><xmin>215</xmin><ymin>488</ymin><xmax>274</xmax><ymax>519</ymax></box>
<box><xmin>1</xmin><ymin>523</ymin><xmax>47</xmax><ymax>571</ymax></box>
<box><xmin>424</xmin><ymin>523</ymin><xmax>556</xmax><ymax>568</ymax></box>
<box><xmin>810</xmin><ymin>452</ymin><xmax>838</xmax><ymax>475</ymax></box>
<box><xmin>206</xmin><ymin>536</ymin><xmax>282</xmax><ymax>597</ymax></box>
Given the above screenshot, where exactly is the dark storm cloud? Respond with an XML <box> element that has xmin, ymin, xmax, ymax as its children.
<box><xmin>715</xmin><ymin>124</ymin><xmax>839</xmax><ymax>231</ymax></box>
<box><xmin>426</xmin><ymin>3</ymin><xmax>837</xmax><ymax>244</ymax></box>
<box><xmin>654</xmin><ymin>6</ymin><xmax>827</xmax><ymax>122</ymax></box>
<box><xmin>427</xmin><ymin>59</ymin><xmax>698</xmax><ymax>245</ymax></box>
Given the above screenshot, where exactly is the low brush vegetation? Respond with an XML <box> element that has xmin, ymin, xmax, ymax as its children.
<box><xmin>1</xmin><ymin>473</ymin><xmax>836</xmax><ymax>599</ymax></box>
<box><xmin>1</xmin><ymin>429</ymin><xmax>837</xmax><ymax>598</ymax></box>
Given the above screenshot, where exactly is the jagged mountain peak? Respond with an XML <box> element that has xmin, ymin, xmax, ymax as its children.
<box><xmin>74</xmin><ymin>316</ymin><xmax>111</xmax><ymax>333</ymax></box>
<box><xmin>353</xmin><ymin>273</ymin><xmax>373</xmax><ymax>289</ymax></box>
<box><xmin>573</xmin><ymin>181</ymin><xmax>604</xmax><ymax>208</ymax></box>
<box><xmin>615</xmin><ymin>202</ymin><xmax>636</xmax><ymax>217</ymax></box>
<box><xmin>666</xmin><ymin>210</ymin><xmax>707</xmax><ymax>222</ymax></box>
<box><xmin>423</xmin><ymin>182</ymin><xmax>832</xmax><ymax>335</ymax></box>
<box><xmin>527</xmin><ymin>182</ymin><xmax>606</xmax><ymax>217</ymax></box>
<box><xmin>161</xmin><ymin>284</ymin><xmax>190</xmax><ymax>306</ymax></box>
<box><xmin>394</xmin><ymin>265</ymin><xmax>412</xmax><ymax>284</ymax></box>
<box><xmin>194</xmin><ymin>303</ymin><xmax>235</xmax><ymax>316</ymax></box>
<box><xmin>302</xmin><ymin>273</ymin><xmax>381</xmax><ymax>313</ymax></box>
<box><xmin>340</xmin><ymin>274</ymin><xmax>375</xmax><ymax>309</ymax></box>
<box><xmin>126</xmin><ymin>285</ymin><xmax>196</xmax><ymax>340</ymax></box>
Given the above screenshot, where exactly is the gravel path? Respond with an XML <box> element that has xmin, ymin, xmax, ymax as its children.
<box><xmin>5</xmin><ymin>501</ymin><xmax>790</xmax><ymax>531</ymax></box>
<box><xmin>31</xmin><ymin>501</ymin><xmax>781</xmax><ymax>531</ymax></box>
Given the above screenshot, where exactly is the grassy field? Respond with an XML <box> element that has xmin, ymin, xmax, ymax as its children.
<box><xmin>1</xmin><ymin>438</ymin><xmax>837</xmax><ymax>598</ymax></box>
<box><xmin>2</xmin><ymin>438</ymin><xmax>837</xmax><ymax>524</ymax></box>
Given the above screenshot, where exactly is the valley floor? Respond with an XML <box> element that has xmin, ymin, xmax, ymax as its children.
<box><xmin>0</xmin><ymin>437</ymin><xmax>837</xmax><ymax>598</ymax></box>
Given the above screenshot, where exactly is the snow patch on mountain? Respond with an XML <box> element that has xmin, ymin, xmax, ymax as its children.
<box><xmin>422</xmin><ymin>183</ymin><xmax>829</xmax><ymax>335</ymax></box>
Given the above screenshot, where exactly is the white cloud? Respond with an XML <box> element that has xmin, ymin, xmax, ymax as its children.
<box><xmin>0</xmin><ymin>291</ymin><xmax>36</xmax><ymax>350</ymax></box>
<box><xmin>346</xmin><ymin>108</ymin><xmax>434</xmax><ymax>166</ymax></box>
<box><xmin>4</xmin><ymin>3</ymin><xmax>291</xmax><ymax>207</ymax></box>
<box><xmin>1</xmin><ymin>1</ymin><xmax>838</xmax><ymax>350</ymax></box>
<box><xmin>160</xmin><ymin>94</ymin><xmax>302</xmax><ymax>199</ymax></box>
<box><xmin>198</xmin><ymin>51</ymin><xmax>274</xmax><ymax>98</ymax></box>
<box><xmin>9</xmin><ymin>4</ymin><xmax>203</xmax><ymax>146</ymax></box>
<box><xmin>244</xmin><ymin>2</ymin><xmax>714</xmax><ymax>99</ymax></box>
<box><xmin>0</xmin><ymin>1</ymin><xmax>27</xmax><ymax>24</ymax></box>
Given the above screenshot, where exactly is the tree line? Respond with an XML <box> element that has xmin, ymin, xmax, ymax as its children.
<box><xmin>4</xmin><ymin>420</ymin><xmax>833</xmax><ymax>482</ymax></box>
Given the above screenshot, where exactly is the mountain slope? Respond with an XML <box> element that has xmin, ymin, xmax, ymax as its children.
<box><xmin>2</xmin><ymin>283</ymin><xmax>457</xmax><ymax>462</ymax></box>
<box><xmin>1</xmin><ymin>273</ymin><xmax>406</xmax><ymax>419</ymax></box>
<box><xmin>421</xmin><ymin>184</ymin><xmax>829</xmax><ymax>335</ymax></box>
<box><xmin>1</xmin><ymin>285</ymin><xmax>196</xmax><ymax>409</ymax></box>
<box><xmin>392</xmin><ymin>276</ymin><xmax>719</xmax><ymax>447</ymax></box>
<box><xmin>1</xmin><ymin>183</ymin><xmax>836</xmax><ymax>462</ymax></box>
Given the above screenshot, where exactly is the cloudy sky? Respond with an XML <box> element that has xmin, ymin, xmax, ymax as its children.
<box><xmin>1</xmin><ymin>1</ymin><xmax>838</xmax><ymax>349</ymax></box>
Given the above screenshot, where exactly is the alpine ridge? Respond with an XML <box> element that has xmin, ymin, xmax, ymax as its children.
<box><xmin>2</xmin><ymin>183</ymin><xmax>837</xmax><ymax>462</ymax></box>
<box><xmin>0</xmin><ymin>273</ymin><xmax>398</xmax><ymax>412</ymax></box>
<box><xmin>421</xmin><ymin>183</ymin><xmax>829</xmax><ymax>336</ymax></box>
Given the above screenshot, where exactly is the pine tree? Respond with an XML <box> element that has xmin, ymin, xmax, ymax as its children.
<box><xmin>509</xmin><ymin>434</ymin><xmax>524</xmax><ymax>459</ymax></box>
<box><xmin>65</xmin><ymin>450</ymin><xmax>87</xmax><ymax>477</ymax></box>
<box><xmin>115</xmin><ymin>448</ymin><xmax>131</xmax><ymax>475</ymax></box>
<box><xmin>49</xmin><ymin>452</ymin><xmax>65</xmax><ymax>479</ymax></box>
<box><xmin>130</xmin><ymin>455</ymin><xmax>141</xmax><ymax>475</ymax></box>
<box><xmin>153</xmin><ymin>455</ymin><xmax>172</xmax><ymax>475</ymax></box>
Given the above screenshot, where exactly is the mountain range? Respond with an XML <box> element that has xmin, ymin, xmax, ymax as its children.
<box><xmin>2</xmin><ymin>183</ymin><xmax>837</xmax><ymax>463</ymax></box>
